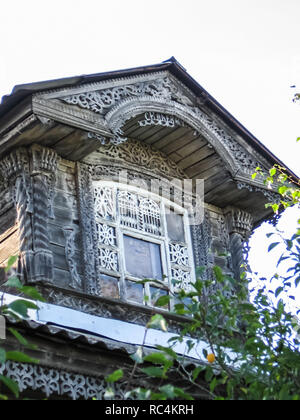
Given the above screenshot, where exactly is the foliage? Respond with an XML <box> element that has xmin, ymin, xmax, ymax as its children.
<box><xmin>0</xmin><ymin>256</ymin><xmax>44</xmax><ymax>399</ymax></box>
<box><xmin>107</xmin><ymin>144</ymin><xmax>300</xmax><ymax>401</ymax></box>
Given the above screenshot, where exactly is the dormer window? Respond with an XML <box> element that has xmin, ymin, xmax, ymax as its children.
<box><xmin>93</xmin><ymin>181</ymin><xmax>195</xmax><ymax>309</ymax></box>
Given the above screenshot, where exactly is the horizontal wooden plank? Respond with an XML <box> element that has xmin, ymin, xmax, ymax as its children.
<box><xmin>138</xmin><ymin>125</ymin><xmax>166</xmax><ymax>142</ymax></box>
<box><xmin>54</xmin><ymin>170</ymin><xmax>76</xmax><ymax>194</ymax></box>
<box><xmin>36</xmin><ymin>124</ymin><xmax>75</xmax><ymax>148</ymax></box>
<box><xmin>163</xmin><ymin>130</ymin><xmax>198</xmax><ymax>155</ymax></box>
<box><xmin>52</xmin><ymin>205</ymin><xmax>79</xmax><ymax>224</ymax></box>
<box><xmin>52</xmin><ymin>267</ymin><xmax>84</xmax><ymax>290</ymax></box>
<box><xmin>142</xmin><ymin>127</ymin><xmax>170</xmax><ymax>145</ymax></box>
<box><xmin>53</xmin><ymin>190</ymin><xmax>78</xmax><ymax>212</ymax></box>
<box><xmin>204</xmin><ymin>180</ymin><xmax>236</xmax><ymax>203</ymax></box>
<box><xmin>184</xmin><ymin>153</ymin><xmax>221</xmax><ymax>178</ymax></box>
<box><xmin>53</xmin><ymin>130</ymin><xmax>86</xmax><ymax>157</ymax></box>
<box><xmin>168</xmin><ymin>137</ymin><xmax>207</xmax><ymax>163</ymax></box>
<box><xmin>0</xmin><ymin>230</ymin><xmax>19</xmax><ymax>265</ymax></box>
<box><xmin>176</xmin><ymin>144</ymin><xmax>215</xmax><ymax>170</ymax></box>
<box><xmin>51</xmin><ymin>243</ymin><xmax>83</xmax><ymax>275</ymax></box>
<box><xmin>48</xmin><ymin>222</ymin><xmax>81</xmax><ymax>250</ymax></box>
<box><xmin>0</xmin><ymin>223</ymin><xmax>18</xmax><ymax>244</ymax></box>
<box><xmin>151</xmin><ymin>127</ymin><xmax>188</xmax><ymax>150</ymax></box>
<box><xmin>67</xmin><ymin>136</ymin><xmax>104</xmax><ymax>161</ymax></box>
<box><xmin>0</xmin><ymin>208</ymin><xmax>17</xmax><ymax>236</ymax></box>
<box><xmin>203</xmin><ymin>172</ymin><xmax>230</xmax><ymax>196</ymax></box>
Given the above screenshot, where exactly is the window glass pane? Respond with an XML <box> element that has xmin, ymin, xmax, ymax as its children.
<box><xmin>101</xmin><ymin>275</ymin><xmax>119</xmax><ymax>299</ymax></box>
<box><xmin>124</xmin><ymin>235</ymin><xmax>163</xmax><ymax>280</ymax></box>
<box><xmin>166</xmin><ymin>208</ymin><xmax>185</xmax><ymax>242</ymax></box>
<box><xmin>150</xmin><ymin>287</ymin><xmax>169</xmax><ymax>309</ymax></box>
<box><xmin>126</xmin><ymin>280</ymin><xmax>144</xmax><ymax>304</ymax></box>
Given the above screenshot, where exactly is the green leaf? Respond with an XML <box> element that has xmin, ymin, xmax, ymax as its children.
<box><xmin>20</xmin><ymin>286</ymin><xmax>46</xmax><ymax>302</ymax></box>
<box><xmin>144</xmin><ymin>353</ymin><xmax>171</xmax><ymax>367</ymax></box>
<box><xmin>8</xmin><ymin>328</ymin><xmax>37</xmax><ymax>350</ymax></box>
<box><xmin>155</xmin><ymin>345</ymin><xmax>178</xmax><ymax>360</ymax></box>
<box><xmin>5</xmin><ymin>351</ymin><xmax>39</xmax><ymax>364</ymax></box>
<box><xmin>275</xmin><ymin>287</ymin><xmax>284</xmax><ymax>298</ymax></box>
<box><xmin>173</xmin><ymin>388</ymin><xmax>194</xmax><ymax>400</ymax></box>
<box><xmin>0</xmin><ymin>375</ymin><xmax>19</xmax><ymax>398</ymax></box>
<box><xmin>210</xmin><ymin>376</ymin><xmax>218</xmax><ymax>393</ymax></box>
<box><xmin>159</xmin><ymin>384</ymin><xmax>175</xmax><ymax>399</ymax></box>
<box><xmin>0</xmin><ymin>348</ymin><xmax>6</xmax><ymax>364</ymax></box>
<box><xmin>147</xmin><ymin>314</ymin><xmax>168</xmax><ymax>332</ymax></box>
<box><xmin>8</xmin><ymin>300</ymin><xmax>38</xmax><ymax>319</ymax></box>
<box><xmin>105</xmin><ymin>369</ymin><xmax>123</xmax><ymax>383</ymax></box>
<box><xmin>130</xmin><ymin>347</ymin><xmax>144</xmax><ymax>364</ymax></box>
<box><xmin>8</xmin><ymin>301</ymin><xmax>29</xmax><ymax>318</ymax></box>
<box><xmin>266</xmin><ymin>232</ymin><xmax>275</xmax><ymax>238</ymax></box>
<box><xmin>4</xmin><ymin>256</ymin><xmax>18</xmax><ymax>273</ymax></box>
<box><xmin>104</xmin><ymin>387</ymin><xmax>115</xmax><ymax>399</ymax></box>
<box><xmin>3</xmin><ymin>276</ymin><xmax>23</xmax><ymax>289</ymax></box>
<box><xmin>192</xmin><ymin>366</ymin><xmax>204</xmax><ymax>381</ymax></box>
<box><xmin>213</xmin><ymin>266</ymin><xmax>224</xmax><ymax>283</ymax></box>
<box><xmin>8</xmin><ymin>328</ymin><xmax>28</xmax><ymax>347</ymax></box>
<box><xmin>140</xmin><ymin>366</ymin><xmax>166</xmax><ymax>378</ymax></box>
<box><xmin>154</xmin><ymin>295</ymin><xmax>170</xmax><ymax>307</ymax></box>
<box><xmin>268</xmin><ymin>242</ymin><xmax>280</xmax><ymax>252</ymax></box>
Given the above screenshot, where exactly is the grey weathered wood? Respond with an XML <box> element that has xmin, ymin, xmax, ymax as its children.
<box><xmin>142</xmin><ymin>126</ymin><xmax>170</xmax><ymax>145</ymax></box>
<box><xmin>51</xmin><ymin>243</ymin><xmax>83</xmax><ymax>275</ymax></box>
<box><xmin>52</xmin><ymin>205</ymin><xmax>79</xmax><ymax>224</ymax></box>
<box><xmin>168</xmin><ymin>136</ymin><xmax>207</xmax><ymax>163</ymax></box>
<box><xmin>36</xmin><ymin>124</ymin><xmax>75</xmax><ymax>148</ymax></box>
<box><xmin>151</xmin><ymin>126</ymin><xmax>188</xmax><ymax>150</ymax></box>
<box><xmin>163</xmin><ymin>129</ymin><xmax>199</xmax><ymax>155</ymax></box>
<box><xmin>48</xmin><ymin>222</ymin><xmax>80</xmax><ymax>250</ymax></box>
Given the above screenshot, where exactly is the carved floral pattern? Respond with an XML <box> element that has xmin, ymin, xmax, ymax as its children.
<box><xmin>169</xmin><ymin>243</ymin><xmax>189</xmax><ymax>267</ymax></box>
<box><xmin>93</xmin><ymin>186</ymin><xmax>115</xmax><ymax>220</ymax></box>
<box><xmin>138</xmin><ymin>111</ymin><xmax>185</xmax><ymax>128</ymax></box>
<box><xmin>1</xmin><ymin>361</ymin><xmax>129</xmax><ymax>400</ymax></box>
<box><xmin>96</xmin><ymin>223</ymin><xmax>116</xmax><ymax>246</ymax></box>
<box><xmin>95</xmin><ymin>138</ymin><xmax>186</xmax><ymax>179</ymax></box>
<box><xmin>171</xmin><ymin>268</ymin><xmax>192</xmax><ymax>293</ymax></box>
<box><xmin>98</xmin><ymin>248</ymin><xmax>118</xmax><ymax>272</ymax></box>
<box><xmin>60</xmin><ymin>77</ymin><xmax>187</xmax><ymax>116</ymax></box>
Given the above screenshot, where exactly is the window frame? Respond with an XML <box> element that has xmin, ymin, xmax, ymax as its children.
<box><xmin>93</xmin><ymin>180</ymin><xmax>196</xmax><ymax>309</ymax></box>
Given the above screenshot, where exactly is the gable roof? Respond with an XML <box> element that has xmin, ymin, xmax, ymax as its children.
<box><xmin>0</xmin><ymin>57</ymin><xmax>297</xmax><ymax>181</ymax></box>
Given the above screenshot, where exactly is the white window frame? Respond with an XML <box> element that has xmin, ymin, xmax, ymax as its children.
<box><xmin>93</xmin><ymin>180</ymin><xmax>196</xmax><ymax>309</ymax></box>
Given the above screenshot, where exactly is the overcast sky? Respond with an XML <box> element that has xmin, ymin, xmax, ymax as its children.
<box><xmin>0</xmin><ymin>0</ymin><xmax>299</xmax><ymax>298</ymax></box>
<box><xmin>0</xmin><ymin>0</ymin><xmax>299</xmax><ymax>174</ymax></box>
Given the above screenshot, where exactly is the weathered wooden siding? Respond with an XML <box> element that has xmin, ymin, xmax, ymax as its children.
<box><xmin>47</xmin><ymin>159</ymin><xmax>83</xmax><ymax>291</ymax></box>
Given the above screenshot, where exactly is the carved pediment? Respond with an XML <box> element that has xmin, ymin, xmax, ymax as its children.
<box><xmin>32</xmin><ymin>70</ymin><xmax>270</xmax><ymax>186</ymax></box>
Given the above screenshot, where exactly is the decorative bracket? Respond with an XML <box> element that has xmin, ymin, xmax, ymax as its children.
<box><xmin>0</xmin><ymin>145</ymin><xmax>60</xmax><ymax>284</ymax></box>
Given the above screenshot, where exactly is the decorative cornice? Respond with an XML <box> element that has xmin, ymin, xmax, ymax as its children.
<box><xmin>0</xmin><ymin>148</ymin><xmax>30</xmax><ymax>180</ymax></box>
<box><xmin>91</xmin><ymin>138</ymin><xmax>186</xmax><ymax>179</ymax></box>
<box><xmin>138</xmin><ymin>111</ymin><xmax>186</xmax><ymax>128</ymax></box>
<box><xmin>225</xmin><ymin>206</ymin><xmax>253</xmax><ymax>238</ymax></box>
<box><xmin>30</xmin><ymin>144</ymin><xmax>60</xmax><ymax>175</ymax></box>
<box><xmin>0</xmin><ymin>361</ymin><xmax>129</xmax><ymax>400</ymax></box>
<box><xmin>34</xmin><ymin>71</ymin><xmax>268</xmax><ymax>178</ymax></box>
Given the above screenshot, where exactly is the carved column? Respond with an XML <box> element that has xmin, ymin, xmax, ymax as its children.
<box><xmin>0</xmin><ymin>145</ymin><xmax>59</xmax><ymax>284</ymax></box>
<box><xmin>29</xmin><ymin>145</ymin><xmax>59</xmax><ymax>283</ymax></box>
<box><xmin>225</xmin><ymin>207</ymin><xmax>253</xmax><ymax>281</ymax></box>
<box><xmin>0</xmin><ymin>148</ymin><xmax>33</xmax><ymax>279</ymax></box>
<box><xmin>76</xmin><ymin>163</ymin><xmax>100</xmax><ymax>295</ymax></box>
